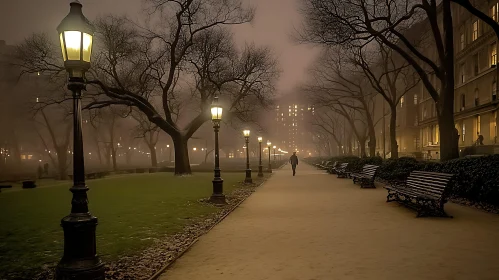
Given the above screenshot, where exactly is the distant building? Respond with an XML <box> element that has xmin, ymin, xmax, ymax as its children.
<box><xmin>271</xmin><ymin>93</ymin><xmax>316</xmax><ymax>156</ymax></box>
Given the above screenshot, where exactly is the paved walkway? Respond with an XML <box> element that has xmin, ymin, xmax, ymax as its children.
<box><xmin>159</xmin><ymin>163</ymin><xmax>499</xmax><ymax>280</ymax></box>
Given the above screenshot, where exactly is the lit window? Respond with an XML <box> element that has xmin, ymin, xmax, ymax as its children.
<box><xmin>492</xmin><ymin>111</ymin><xmax>497</xmax><ymax>142</ymax></box>
<box><xmin>414</xmin><ymin>94</ymin><xmax>418</xmax><ymax>105</ymax></box>
<box><xmin>295</xmin><ymin>105</ymin><xmax>298</xmax><ymax>108</ymax></box>
<box><xmin>476</xmin><ymin>115</ymin><xmax>481</xmax><ymax>135</ymax></box>
<box><xmin>492</xmin><ymin>4</ymin><xmax>498</xmax><ymax>22</ymax></box>
<box><xmin>400</xmin><ymin>97</ymin><xmax>404</xmax><ymax>108</ymax></box>
<box><xmin>460</xmin><ymin>64</ymin><xmax>465</xmax><ymax>83</ymax></box>
<box><xmin>491</xmin><ymin>43</ymin><xmax>497</xmax><ymax>66</ymax></box>
<box><xmin>472</xmin><ymin>20</ymin><xmax>479</xmax><ymax>41</ymax></box>
<box><xmin>462</xmin><ymin>123</ymin><xmax>466</xmax><ymax>141</ymax></box>
<box><xmin>461</xmin><ymin>94</ymin><xmax>466</xmax><ymax>110</ymax></box>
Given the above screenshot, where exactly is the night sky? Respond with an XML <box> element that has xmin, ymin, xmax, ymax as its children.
<box><xmin>0</xmin><ymin>0</ymin><xmax>319</xmax><ymax>94</ymax></box>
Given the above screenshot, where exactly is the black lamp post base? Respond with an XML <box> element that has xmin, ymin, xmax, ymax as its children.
<box><xmin>267</xmin><ymin>164</ymin><xmax>272</xmax><ymax>173</ymax></box>
<box><xmin>56</xmin><ymin>214</ymin><xmax>105</xmax><ymax>280</ymax></box>
<box><xmin>209</xmin><ymin>193</ymin><xmax>227</xmax><ymax>205</ymax></box>
<box><xmin>244</xmin><ymin>169</ymin><xmax>253</xmax><ymax>184</ymax></box>
<box><xmin>258</xmin><ymin>165</ymin><xmax>264</xmax><ymax>177</ymax></box>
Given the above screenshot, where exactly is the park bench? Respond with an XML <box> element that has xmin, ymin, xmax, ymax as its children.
<box><xmin>327</xmin><ymin>161</ymin><xmax>339</xmax><ymax>174</ymax></box>
<box><xmin>319</xmin><ymin>161</ymin><xmax>331</xmax><ymax>170</ymax></box>
<box><xmin>314</xmin><ymin>161</ymin><xmax>325</xmax><ymax>169</ymax></box>
<box><xmin>351</xmin><ymin>164</ymin><xmax>379</xmax><ymax>188</ymax></box>
<box><xmin>22</xmin><ymin>180</ymin><xmax>36</xmax><ymax>189</ymax></box>
<box><xmin>384</xmin><ymin>171</ymin><xmax>454</xmax><ymax>217</ymax></box>
<box><xmin>0</xmin><ymin>184</ymin><xmax>13</xmax><ymax>192</ymax></box>
<box><xmin>335</xmin><ymin>163</ymin><xmax>349</xmax><ymax>178</ymax></box>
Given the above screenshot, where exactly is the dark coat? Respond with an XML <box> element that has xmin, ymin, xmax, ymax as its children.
<box><xmin>289</xmin><ymin>155</ymin><xmax>298</xmax><ymax>165</ymax></box>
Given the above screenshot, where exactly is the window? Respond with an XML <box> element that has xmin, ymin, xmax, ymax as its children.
<box><xmin>492</xmin><ymin>111</ymin><xmax>497</xmax><ymax>142</ymax></box>
<box><xmin>460</xmin><ymin>32</ymin><xmax>465</xmax><ymax>50</ymax></box>
<box><xmin>460</xmin><ymin>64</ymin><xmax>465</xmax><ymax>83</ymax></box>
<box><xmin>414</xmin><ymin>114</ymin><xmax>418</xmax><ymax>126</ymax></box>
<box><xmin>492</xmin><ymin>43</ymin><xmax>497</xmax><ymax>66</ymax></box>
<box><xmin>472</xmin><ymin>20</ymin><xmax>479</xmax><ymax>41</ymax></box>
<box><xmin>492</xmin><ymin>4</ymin><xmax>498</xmax><ymax>22</ymax></box>
<box><xmin>423</xmin><ymin>107</ymin><xmax>427</xmax><ymax>119</ymax></box>
<box><xmin>473</xmin><ymin>53</ymin><xmax>479</xmax><ymax>75</ymax></box>
<box><xmin>475</xmin><ymin>88</ymin><xmax>479</xmax><ymax>106</ymax></box>
<box><xmin>476</xmin><ymin>115</ymin><xmax>481</xmax><ymax>135</ymax></box>
<box><xmin>493</xmin><ymin>81</ymin><xmax>497</xmax><ymax>100</ymax></box>
<box><xmin>400</xmin><ymin>97</ymin><xmax>404</xmax><ymax>108</ymax></box>
<box><xmin>462</xmin><ymin>123</ymin><xmax>466</xmax><ymax>142</ymax></box>
<box><xmin>414</xmin><ymin>94</ymin><xmax>418</xmax><ymax>105</ymax></box>
<box><xmin>461</xmin><ymin>94</ymin><xmax>466</xmax><ymax>111</ymax></box>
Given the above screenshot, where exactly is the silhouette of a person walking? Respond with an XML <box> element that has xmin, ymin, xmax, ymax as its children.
<box><xmin>289</xmin><ymin>152</ymin><xmax>298</xmax><ymax>176</ymax></box>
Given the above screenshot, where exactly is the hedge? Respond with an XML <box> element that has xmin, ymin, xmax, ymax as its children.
<box><xmin>308</xmin><ymin>155</ymin><xmax>499</xmax><ymax>206</ymax></box>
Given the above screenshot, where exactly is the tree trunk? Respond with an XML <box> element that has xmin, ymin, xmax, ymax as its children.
<box><xmin>173</xmin><ymin>135</ymin><xmax>192</xmax><ymax>175</ymax></box>
<box><xmin>358</xmin><ymin>137</ymin><xmax>367</xmax><ymax>157</ymax></box>
<box><xmin>56</xmin><ymin>147</ymin><xmax>68</xmax><ymax>180</ymax></box>
<box><xmin>439</xmin><ymin>0</ymin><xmax>459</xmax><ymax>161</ymax></box>
<box><xmin>148</xmin><ymin>144</ymin><xmax>158</xmax><ymax>167</ymax></box>
<box><xmin>390</xmin><ymin>105</ymin><xmax>399</xmax><ymax>159</ymax></box>
<box><xmin>126</xmin><ymin>150</ymin><xmax>132</xmax><ymax>165</ymax></box>
<box><xmin>111</xmin><ymin>148</ymin><xmax>117</xmax><ymax>171</ymax></box>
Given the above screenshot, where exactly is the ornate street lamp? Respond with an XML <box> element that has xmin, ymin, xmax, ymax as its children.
<box><xmin>243</xmin><ymin>130</ymin><xmax>252</xmax><ymax>183</ymax></box>
<box><xmin>267</xmin><ymin>141</ymin><xmax>272</xmax><ymax>173</ymax></box>
<box><xmin>56</xmin><ymin>1</ymin><xmax>105</xmax><ymax>279</ymax></box>
<box><xmin>209</xmin><ymin>96</ymin><xmax>226</xmax><ymax>204</ymax></box>
<box><xmin>257</xmin><ymin>137</ymin><xmax>264</xmax><ymax>177</ymax></box>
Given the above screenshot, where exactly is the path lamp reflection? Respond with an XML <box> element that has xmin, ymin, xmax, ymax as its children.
<box><xmin>56</xmin><ymin>1</ymin><xmax>105</xmax><ymax>279</ymax></box>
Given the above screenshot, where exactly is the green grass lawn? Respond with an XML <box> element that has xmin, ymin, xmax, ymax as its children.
<box><xmin>0</xmin><ymin>172</ymin><xmax>254</xmax><ymax>276</ymax></box>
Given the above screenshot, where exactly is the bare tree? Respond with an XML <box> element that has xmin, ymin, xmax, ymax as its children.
<box><xmin>132</xmin><ymin>112</ymin><xmax>160</xmax><ymax>167</ymax></box>
<box><xmin>305</xmin><ymin>47</ymin><xmax>377</xmax><ymax>156</ymax></box>
<box><xmin>352</xmin><ymin>41</ymin><xmax>420</xmax><ymax>159</ymax></box>
<box><xmin>15</xmin><ymin>1</ymin><xmax>279</xmax><ymax>174</ymax></box>
<box><xmin>299</xmin><ymin>0</ymin><xmax>459</xmax><ymax>161</ymax></box>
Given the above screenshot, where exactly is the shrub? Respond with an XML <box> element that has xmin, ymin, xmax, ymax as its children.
<box><xmin>376</xmin><ymin>157</ymin><xmax>420</xmax><ymax>183</ymax></box>
<box><xmin>345</xmin><ymin>156</ymin><xmax>383</xmax><ymax>173</ymax></box>
<box><xmin>377</xmin><ymin>155</ymin><xmax>499</xmax><ymax>206</ymax></box>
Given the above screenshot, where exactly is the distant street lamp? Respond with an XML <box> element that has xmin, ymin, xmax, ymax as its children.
<box><xmin>209</xmin><ymin>96</ymin><xmax>226</xmax><ymax>204</ymax></box>
<box><xmin>257</xmin><ymin>137</ymin><xmax>264</xmax><ymax>177</ymax></box>
<box><xmin>267</xmin><ymin>141</ymin><xmax>272</xmax><ymax>173</ymax></box>
<box><xmin>243</xmin><ymin>130</ymin><xmax>252</xmax><ymax>183</ymax></box>
<box><xmin>273</xmin><ymin>145</ymin><xmax>277</xmax><ymax>162</ymax></box>
<box><xmin>166</xmin><ymin>144</ymin><xmax>172</xmax><ymax>163</ymax></box>
<box><xmin>56</xmin><ymin>1</ymin><xmax>105</xmax><ymax>279</ymax></box>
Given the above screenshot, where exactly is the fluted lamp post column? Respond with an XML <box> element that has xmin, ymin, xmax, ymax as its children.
<box><xmin>243</xmin><ymin>130</ymin><xmax>252</xmax><ymax>183</ymax></box>
<box><xmin>267</xmin><ymin>141</ymin><xmax>272</xmax><ymax>173</ymax></box>
<box><xmin>209</xmin><ymin>96</ymin><xmax>226</xmax><ymax>204</ymax></box>
<box><xmin>56</xmin><ymin>1</ymin><xmax>105</xmax><ymax>279</ymax></box>
<box><xmin>257</xmin><ymin>137</ymin><xmax>264</xmax><ymax>177</ymax></box>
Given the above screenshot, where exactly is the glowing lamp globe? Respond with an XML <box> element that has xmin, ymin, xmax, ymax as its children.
<box><xmin>243</xmin><ymin>130</ymin><xmax>250</xmax><ymax>137</ymax></box>
<box><xmin>258</xmin><ymin>137</ymin><xmax>263</xmax><ymax>143</ymax></box>
<box><xmin>211</xmin><ymin>96</ymin><xmax>223</xmax><ymax>122</ymax></box>
<box><xmin>267</xmin><ymin>141</ymin><xmax>271</xmax><ymax>146</ymax></box>
<box><xmin>57</xmin><ymin>1</ymin><xmax>94</xmax><ymax>78</ymax></box>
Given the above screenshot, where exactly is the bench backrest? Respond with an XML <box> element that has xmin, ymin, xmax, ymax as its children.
<box><xmin>338</xmin><ymin>163</ymin><xmax>348</xmax><ymax>170</ymax></box>
<box><xmin>406</xmin><ymin>171</ymin><xmax>454</xmax><ymax>200</ymax></box>
<box><xmin>361</xmin><ymin>164</ymin><xmax>379</xmax><ymax>177</ymax></box>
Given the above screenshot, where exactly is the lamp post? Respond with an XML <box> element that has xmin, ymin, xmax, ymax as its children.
<box><xmin>257</xmin><ymin>137</ymin><xmax>263</xmax><ymax>177</ymax></box>
<box><xmin>267</xmin><ymin>141</ymin><xmax>272</xmax><ymax>173</ymax></box>
<box><xmin>56</xmin><ymin>1</ymin><xmax>105</xmax><ymax>279</ymax></box>
<box><xmin>243</xmin><ymin>130</ymin><xmax>252</xmax><ymax>183</ymax></box>
<box><xmin>273</xmin><ymin>145</ymin><xmax>277</xmax><ymax>162</ymax></box>
<box><xmin>278</xmin><ymin>148</ymin><xmax>282</xmax><ymax>161</ymax></box>
<box><xmin>209</xmin><ymin>96</ymin><xmax>226</xmax><ymax>204</ymax></box>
